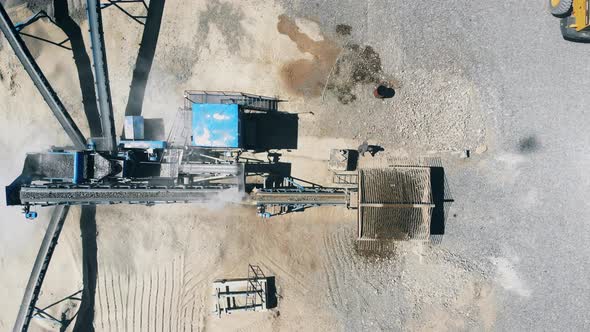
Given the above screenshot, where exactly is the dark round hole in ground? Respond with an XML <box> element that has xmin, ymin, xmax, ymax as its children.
<box><xmin>374</xmin><ymin>85</ymin><xmax>395</xmax><ymax>98</ymax></box>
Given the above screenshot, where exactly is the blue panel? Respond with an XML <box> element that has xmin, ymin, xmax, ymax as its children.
<box><xmin>192</xmin><ymin>104</ymin><xmax>240</xmax><ymax>148</ymax></box>
<box><xmin>73</xmin><ymin>151</ymin><xmax>83</xmax><ymax>184</ymax></box>
<box><xmin>119</xmin><ymin>140</ymin><xmax>167</xmax><ymax>149</ymax></box>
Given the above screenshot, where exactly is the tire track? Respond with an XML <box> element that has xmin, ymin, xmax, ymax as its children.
<box><xmin>178</xmin><ymin>264</ymin><xmax>202</xmax><ymax>331</ymax></box>
<box><xmin>94</xmin><ymin>257</ymin><xmax>195</xmax><ymax>332</ymax></box>
<box><xmin>190</xmin><ymin>297</ymin><xmax>196</xmax><ymax>332</ymax></box>
<box><xmin>125</xmin><ymin>269</ymin><xmax>130</xmax><ymax>332</ymax></box>
<box><xmin>117</xmin><ymin>271</ymin><xmax>125</xmax><ymax>332</ymax></box>
<box><xmin>179</xmin><ymin>278</ymin><xmax>204</xmax><ymax>310</ymax></box>
<box><xmin>155</xmin><ymin>269</ymin><xmax>161</xmax><ymax>332</ymax></box>
<box><xmin>147</xmin><ymin>271</ymin><xmax>152</xmax><ymax>332</ymax></box>
<box><xmin>97</xmin><ymin>271</ymin><xmax>105</xmax><ymax>331</ymax></box>
<box><xmin>323</xmin><ymin>232</ymin><xmax>344</xmax><ymax>309</ymax></box>
<box><xmin>161</xmin><ymin>269</ymin><xmax>167</xmax><ymax>332</ymax></box>
<box><xmin>103</xmin><ymin>267</ymin><xmax>112</xmax><ymax>331</ymax></box>
<box><xmin>181</xmin><ymin>305</ymin><xmax>188</xmax><ymax>332</ymax></box>
<box><xmin>259</xmin><ymin>253</ymin><xmax>309</xmax><ymax>294</ymax></box>
<box><xmin>132</xmin><ymin>271</ymin><xmax>138</xmax><ymax>332</ymax></box>
<box><xmin>110</xmin><ymin>268</ymin><xmax>120</xmax><ymax>331</ymax></box>
<box><xmin>169</xmin><ymin>259</ymin><xmax>176</xmax><ymax>332</ymax></box>
<box><xmin>322</xmin><ymin>227</ymin><xmax>362</xmax><ymax>310</ymax></box>
<box><xmin>323</xmin><ymin>227</ymin><xmax>397</xmax><ymax>329</ymax></box>
<box><xmin>140</xmin><ymin>273</ymin><xmax>146</xmax><ymax>332</ymax></box>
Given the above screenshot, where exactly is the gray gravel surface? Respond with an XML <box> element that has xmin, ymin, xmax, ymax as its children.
<box><xmin>281</xmin><ymin>0</ymin><xmax>590</xmax><ymax>330</ymax></box>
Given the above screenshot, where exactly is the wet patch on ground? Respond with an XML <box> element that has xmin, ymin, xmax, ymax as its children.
<box><xmin>278</xmin><ymin>18</ymin><xmax>389</xmax><ymax>104</ymax></box>
<box><xmin>277</xmin><ymin>14</ymin><xmax>341</xmax><ymax>97</ymax></box>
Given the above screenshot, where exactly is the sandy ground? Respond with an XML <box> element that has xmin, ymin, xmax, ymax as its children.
<box><xmin>1</xmin><ymin>0</ymin><xmax>589</xmax><ymax>331</ymax></box>
<box><xmin>0</xmin><ymin>1</ymin><xmax>492</xmax><ymax>331</ymax></box>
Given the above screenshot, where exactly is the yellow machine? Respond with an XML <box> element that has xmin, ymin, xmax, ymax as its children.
<box><xmin>550</xmin><ymin>0</ymin><xmax>590</xmax><ymax>42</ymax></box>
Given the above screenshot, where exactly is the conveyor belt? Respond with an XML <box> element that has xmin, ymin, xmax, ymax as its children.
<box><xmin>180</xmin><ymin>163</ymin><xmax>239</xmax><ymax>175</ymax></box>
<box><xmin>20</xmin><ymin>186</ymin><xmax>233</xmax><ymax>205</ymax></box>
<box><xmin>13</xmin><ymin>206</ymin><xmax>69</xmax><ymax>332</ymax></box>
<box><xmin>254</xmin><ymin>191</ymin><xmax>348</xmax><ymax>205</ymax></box>
<box><xmin>86</xmin><ymin>0</ymin><xmax>116</xmax><ymax>152</ymax></box>
<box><xmin>0</xmin><ymin>4</ymin><xmax>86</xmax><ymax>149</ymax></box>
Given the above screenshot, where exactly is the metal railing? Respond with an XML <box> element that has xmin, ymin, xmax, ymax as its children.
<box><xmin>184</xmin><ymin>90</ymin><xmax>280</xmax><ymax>112</ymax></box>
<box><xmin>245</xmin><ymin>265</ymin><xmax>266</xmax><ymax>310</ymax></box>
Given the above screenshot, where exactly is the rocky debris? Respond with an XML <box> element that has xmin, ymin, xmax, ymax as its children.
<box><xmin>475</xmin><ymin>144</ymin><xmax>488</xmax><ymax>154</ymax></box>
<box><xmin>335</xmin><ymin>24</ymin><xmax>352</xmax><ymax>36</ymax></box>
<box><xmin>326</xmin><ymin>44</ymin><xmax>383</xmax><ymax>104</ymax></box>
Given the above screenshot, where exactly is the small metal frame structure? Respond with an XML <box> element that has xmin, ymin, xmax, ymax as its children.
<box><xmin>100</xmin><ymin>0</ymin><xmax>149</xmax><ymax>25</ymax></box>
<box><xmin>168</xmin><ymin>90</ymin><xmax>282</xmax><ymax>151</ymax></box>
<box><xmin>329</xmin><ymin>149</ymin><xmax>354</xmax><ymax>171</ymax></box>
<box><xmin>31</xmin><ymin>290</ymin><xmax>82</xmax><ymax>330</ymax></box>
<box><xmin>213</xmin><ymin>265</ymin><xmax>268</xmax><ymax>317</ymax></box>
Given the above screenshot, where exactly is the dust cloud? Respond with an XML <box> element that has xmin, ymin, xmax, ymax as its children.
<box><xmin>202</xmin><ymin>188</ymin><xmax>247</xmax><ymax>211</ymax></box>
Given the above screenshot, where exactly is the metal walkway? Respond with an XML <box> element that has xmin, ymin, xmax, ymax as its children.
<box><xmin>0</xmin><ymin>4</ymin><xmax>86</xmax><ymax>149</ymax></box>
<box><xmin>13</xmin><ymin>206</ymin><xmax>70</xmax><ymax>332</ymax></box>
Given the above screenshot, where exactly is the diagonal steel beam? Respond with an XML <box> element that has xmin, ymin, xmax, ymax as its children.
<box><xmin>13</xmin><ymin>206</ymin><xmax>70</xmax><ymax>332</ymax></box>
<box><xmin>86</xmin><ymin>0</ymin><xmax>117</xmax><ymax>152</ymax></box>
<box><xmin>0</xmin><ymin>4</ymin><xmax>86</xmax><ymax>149</ymax></box>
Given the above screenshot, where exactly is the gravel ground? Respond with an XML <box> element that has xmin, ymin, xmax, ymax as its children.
<box><xmin>275</xmin><ymin>0</ymin><xmax>590</xmax><ymax>330</ymax></box>
<box><xmin>1</xmin><ymin>1</ymin><xmax>589</xmax><ymax>331</ymax></box>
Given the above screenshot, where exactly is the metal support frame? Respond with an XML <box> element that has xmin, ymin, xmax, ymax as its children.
<box><xmin>101</xmin><ymin>0</ymin><xmax>149</xmax><ymax>25</ymax></box>
<box><xmin>32</xmin><ymin>290</ymin><xmax>82</xmax><ymax>328</ymax></box>
<box><xmin>214</xmin><ymin>265</ymin><xmax>268</xmax><ymax>316</ymax></box>
<box><xmin>0</xmin><ymin>4</ymin><xmax>87</xmax><ymax>149</ymax></box>
<box><xmin>14</xmin><ymin>11</ymin><xmax>71</xmax><ymax>50</ymax></box>
<box><xmin>13</xmin><ymin>206</ymin><xmax>70</xmax><ymax>332</ymax></box>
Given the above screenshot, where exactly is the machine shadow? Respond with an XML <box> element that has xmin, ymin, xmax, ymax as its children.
<box><xmin>73</xmin><ymin>205</ymin><xmax>98</xmax><ymax>332</ymax></box>
<box><xmin>429</xmin><ymin>166</ymin><xmax>453</xmax><ymax>244</ymax></box>
<box><xmin>125</xmin><ymin>0</ymin><xmax>166</xmax><ymax>116</ymax></box>
<box><xmin>243</xmin><ymin>112</ymin><xmax>298</xmax><ymax>151</ymax></box>
<box><xmin>53</xmin><ymin>0</ymin><xmax>101</xmax><ymax>137</ymax></box>
<box><xmin>265</xmin><ymin>276</ymin><xmax>278</xmax><ymax>309</ymax></box>
<box><xmin>143</xmin><ymin>118</ymin><xmax>165</xmax><ymax>140</ymax></box>
<box><xmin>244</xmin><ymin>161</ymin><xmax>291</xmax><ymax>192</ymax></box>
<box><xmin>53</xmin><ymin>2</ymin><xmax>99</xmax><ymax>329</ymax></box>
